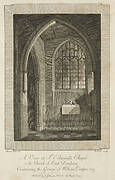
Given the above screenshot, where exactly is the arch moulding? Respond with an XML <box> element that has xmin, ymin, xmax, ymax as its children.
<box><xmin>20</xmin><ymin>17</ymin><xmax>96</xmax><ymax>137</ymax></box>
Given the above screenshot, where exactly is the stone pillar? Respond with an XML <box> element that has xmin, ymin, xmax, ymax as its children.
<box><xmin>20</xmin><ymin>72</ymin><xmax>28</xmax><ymax>138</ymax></box>
<box><xmin>33</xmin><ymin>38</ymin><xmax>46</xmax><ymax>132</ymax></box>
<box><xmin>35</xmin><ymin>79</ymin><xmax>40</xmax><ymax>131</ymax></box>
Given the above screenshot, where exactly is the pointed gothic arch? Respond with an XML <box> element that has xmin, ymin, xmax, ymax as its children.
<box><xmin>22</xmin><ymin>18</ymin><xmax>96</xmax><ymax>76</ymax></box>
<box><xmin>20</xmin><ymin>17</ymin><xmax>96</xmax><ymax>138</ymax></box>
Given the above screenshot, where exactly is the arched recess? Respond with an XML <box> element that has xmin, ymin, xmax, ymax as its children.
<box><xmin>52</xmin><ymin>38</ymin><xmax>92</xmax><ymax>89</ymax></box>
<box><xmin>20</xmin><ymin>18</ymin><xmax>96</xmax><ymax>138</ymax></box>
<box><xmin>27</xmin><ymin>49</ymin><xmax>39</xmax><ymax>131</ymax></box>
<box><xmin>52</xmin><ymin>38</ymin><xmax>94</xmax><ymax>105</ymax></box>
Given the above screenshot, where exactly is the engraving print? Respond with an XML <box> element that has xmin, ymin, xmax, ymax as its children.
<box><xmin>14</xmin><ymin>14</ymin><xmax>101</xmax><ymax>141</ymax></box>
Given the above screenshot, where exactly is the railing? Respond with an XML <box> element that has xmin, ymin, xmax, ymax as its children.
<box><xmin>43</xmin><ymin>104</ymin><xmax>97</xmax><ymax>131</ymax></box>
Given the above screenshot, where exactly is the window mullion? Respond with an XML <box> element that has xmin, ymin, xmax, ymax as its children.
<box><xmin>55</xmin><ymin>41</ymin><xmax>86</xmax><ymax>90</ymax></box>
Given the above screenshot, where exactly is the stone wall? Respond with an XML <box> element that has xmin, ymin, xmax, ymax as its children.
<box><xmin>14</xmin><ymin>14</ymin><xmax>101</xmax><ymax>138</ymax></box>
<box><xmin>44</xmin><ymin>36</ymin><xmax>93</xmax><ymax>129</ymax></box>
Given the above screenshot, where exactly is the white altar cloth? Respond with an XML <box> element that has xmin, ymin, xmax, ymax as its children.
<box><xmin>62</xmin><ymin>104</ymin><xmax>80</xmax><ymax>115</ymax></box>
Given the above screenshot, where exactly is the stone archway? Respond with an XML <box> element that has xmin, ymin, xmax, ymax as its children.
<box><xmin>20</xmin><ymin>37</ymin><xmax>46</xmax><ymax>138</ymax></box>
<box><xmin>20</xmin><ymin>18</ymin><xmax>97</xmax><ymax>138</ymax></box>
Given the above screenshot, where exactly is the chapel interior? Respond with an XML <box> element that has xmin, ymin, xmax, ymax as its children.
<box><xmin>14</xmin><ymin>14</ymin><xmax>101</xmax><ymax>141</ymax></box>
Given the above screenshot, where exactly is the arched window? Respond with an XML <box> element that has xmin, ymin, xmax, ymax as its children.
<box><xmin>55</xmin><ymin>40</ymin><xmax>86</xmax><ymax>90</ymax></box>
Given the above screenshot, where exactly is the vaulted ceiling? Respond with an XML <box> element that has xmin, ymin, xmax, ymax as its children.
<box><xmin>14</xmin><ymin>14</ymin><xmax>101</xmax><ymax>59</ymax></box>
<box><xmin>40</xmin><ymin>22</ymin><xmax>76</xmax><ymax>41</ymax></box>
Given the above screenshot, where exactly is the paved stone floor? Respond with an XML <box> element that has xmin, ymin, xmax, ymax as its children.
<box><xmin>19</xmin><ymin>130</ymin><xmax>97</xmax><ymax>141</ymax></box>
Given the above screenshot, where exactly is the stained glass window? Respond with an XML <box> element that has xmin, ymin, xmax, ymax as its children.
<box><xmin>55</xmin><ymin>40</ymin><xmax>86</xmax><ymax>90</ymax></box>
